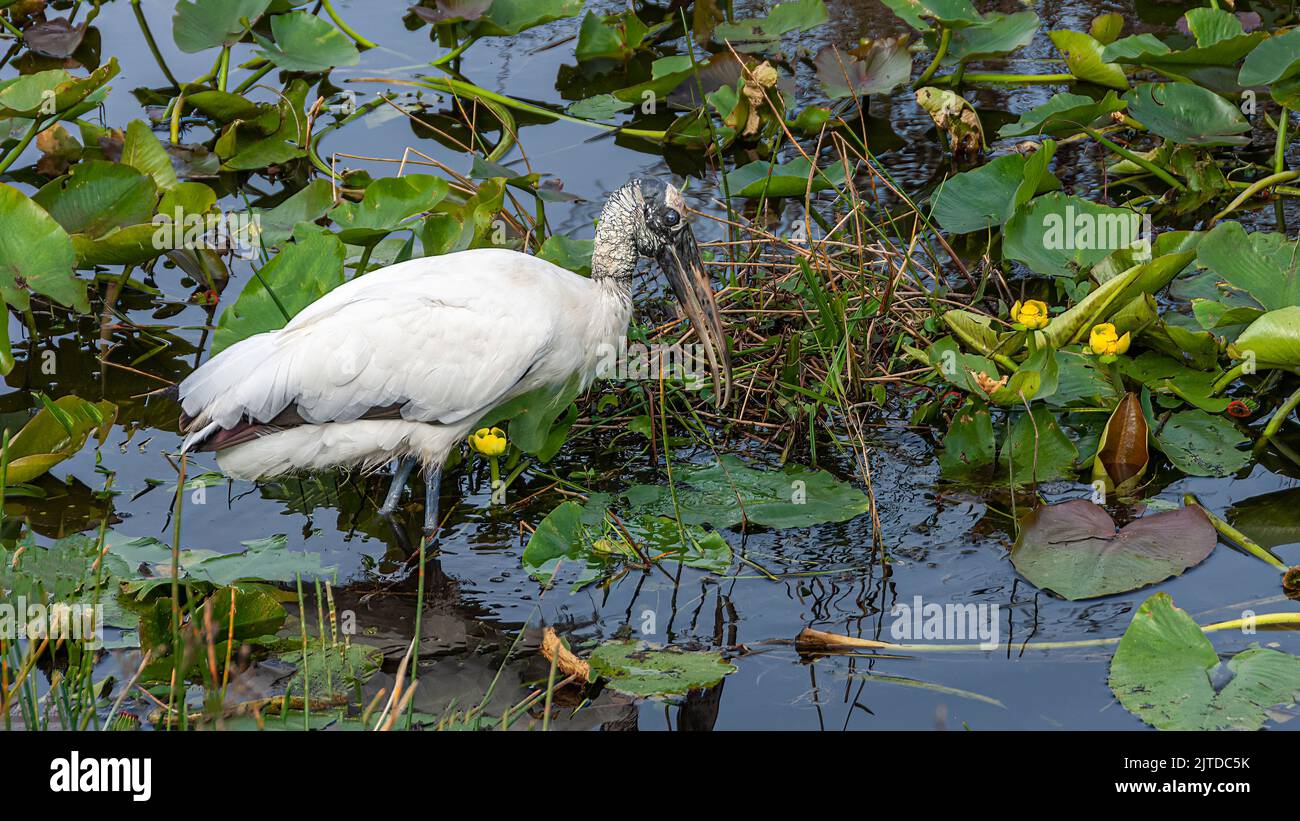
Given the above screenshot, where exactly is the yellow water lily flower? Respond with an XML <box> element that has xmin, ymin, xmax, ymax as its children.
<box><xmin>469</xmin><ymin>427</ymin><xmax>508</xmax><ymax>457</ymax></box>
<box><xmin>1010</xmin><ymin>299</ymin><xmax>1049</xmax><ymax>330</ymax></box>
<box><xmin>1087</xmin><ymin>323</ymin><xmax>1131</xmax><ymax>360</ymax></box>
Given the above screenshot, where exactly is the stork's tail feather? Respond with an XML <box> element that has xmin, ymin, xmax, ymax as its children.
<box><xmin>180</xmin><ymin>420</ymin><xmax>220</xmax><ymax>454</ymax></box>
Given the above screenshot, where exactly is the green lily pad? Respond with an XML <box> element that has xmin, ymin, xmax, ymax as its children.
<box><xmin>211</xmin><ymin>232</ymin><xmax>346</xmax><ymax>355</ymax></box>
<box><xmin>467</xmin><ymin>0</ymin><xmax>583</xmax><ymax>37</ymax></box>
<box><xmin>0</xmin><ymin>182</ymin><xmax>84</xmax><ymax>312</ymax></box>
<box><xmin>1124</xmin><ymin>82</ymin><xmax>1250</xmax><ymax>147</ymax></box>
<box><xmin>998</xmin><ymin>406</ymin><xmax>1079</xmax><ymax>485</ymax></box>
<box><xmin>1229</xmin><ymin>488</ymin><xmax>1300</xmax><ymax>552</ymax></box>
<box><xmin>1154</xmin><ymin>409</ymin><xmax>1250</xmax><ymax>477</ymax></box>
<box><xmin>565</xmin><ymin>93</ymin><xmax>634</xmax><ymax>120</ymax></box>
<box><xmin>0</xmin><ymin>60</ymin><xmax>118</xmax><ymax>119</ymax></box>
<box><xmin>945</xmin><ymin>11</ymin><xmax>1038</xmax><ymax>63</ymax></box>
<box><xmin>588</xmin><ymin>641</ymin><xmax>736</xmax><ymax>697</ymax></box>
<box><xmin>522</xmin><ymin>499</ymin><xmax>732</xmax><ymax>587</ymax></box>
<box><xmin>930</xmin><ymin>142</ymin><xmax>1058</xmax><ymax>234</ymax></box>
<box><xmin>280</xmin><ymin>638</ymin><xmax>383</xmax><ymax>700</ymax></box>
<box><xmin>723</xmin><ymin>156</ymin><xmax>848</xmax><ymax>199</ymax></box>
<box><xmin>1196</xmin><ymin>222</ymin><xmax>1300</xmax><ymax>311</ymax></box>
<box><xmin>997</xmin><ymin>91</ymin><xmax>1127</xmax><ymax>139</ymax></box>
<box><xmin>254</xmin><ymin>10</ymin><xmax>360</xmax><ymax>72</ymax></box>
<box><xmin>256</xmin><ymin>178</ymin><xmax>335</xmax><ymax>250</ymax></box>
<box><xmin>33</xmin><ymin>160</ymin><xmax>157</xmax><ymax>238</ymax></box>
<box><xmin>536</xmin><ymin>233</ymin><xmax>593</xmax><ymax>274</ymax></box>
<box><xmin>122</xmin><ymin>119</ymin><xmax>179</xmax><ymax>191</ymax></box>
<box><xmin>330</xmin><ymin>174</ymin><xmax>449</xmax><ymax>245</ymax></box>
<box><xmin>1003</xmin><ymin>192</ymin><xmax>1141</xmax><ymax>280</ymax></box>
<box><xmin>880</xmin><ymin>0</ymin><xmax>983</xmax><ymax>32</ymax></box>
<box><xmin>1239</xmin><ymin>27</ymin><xmax>1300</xmax><ymax>88</ymax></box>
<box><xmin>939</xmin><ymin>398</ymin><xmax>996</xmax><ymax>480</ymax></box>
<box><xmin>173</xmin><ymin>0</ymin><xmax>273</xmax><ymax>53</ymax></box>
<box><xmin>620</xmin><ymin>454</ymin><xmax>871</xmax><ymax>529</ymax></box>
<box><xmin>574</xmin><ymin>10</ymin><xmax>650</xmax><ymax>62</ymax></box>
<box><xmin>1109</xmin><ymin>593</ymin><xmax>1300</xmax><ymax>730</ymax></box>
<box><xmin>1229</xmin><ymin>306</ymin><xmax>1300</xmax><ymax>368</ymax></box>
<box><xmin>106</xmin><ymin>531</ymin><xmax>335</xmax><ymax>596</ymax></box>
<box><xmin>1049</xmin><ymin>30</ymin><xmax>1128</xmax><ymax>90</ymax></box>
<box><xmin>3</xmin><ymin>395</ymin><xmax>116</xmax><ymax>484</ymax></box>
<box><xmin>0</xmin><ymin>532</ymin><xmax>128</xmax><ymax>602</ymax></box>
<box><xmin>713</xmin><ymin>0</ymin><xmax>828</xmax><ymax>46</ymax></box>
<box><xmin>1012</xmin><ymin>501</ymin><xmax>1215</xmax><ymax>600</ymax></box>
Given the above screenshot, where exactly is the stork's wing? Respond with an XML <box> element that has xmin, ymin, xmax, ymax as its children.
<box><xmin>179</xmin><ymin>249</ymin><xmax>590</xmax><ymax>443</ymax></box>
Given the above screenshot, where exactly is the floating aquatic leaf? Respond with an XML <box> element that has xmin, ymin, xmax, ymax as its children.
<box><xmin>998</xmin><ymin>406</ymin><xmax>1079</xmax><ymax>485</ymax></box>
<box><xmin>0</xmin><ymin>182</ymin><xmax>84</xmax><ymax>312</ymax></box>
<box><xmin>211</xmin><ymin>232</ymin><xmax>346</xmax><ymax>355</ymax></box>
<box><xmin>1238</xmin><ymin>27</ymin><xmax>1300</xmax><ymax>88</ymax></box>
<box><xmin>997</xmin><ymin>91</ymin><xmax>1126</xmax><ymax>139</ymax></box>
<box><xmin>23</xmin><ymin>17</ymin><xmax>88</xmax><ymax>59</ymax></box>
<box><xmin>1013</xmin><ymin>501</ymin><xmax>1214</xmax><ymax>599</ymax></box>
<box><xmin>1229</xmin><ymin>489</ymin><xmax>1300</xmax><ymax>551</ymax></box>
<box><xmin>280</xmin><ymin>638</ymin><xmax>383</xmax><ymax>700</ymax></box>
<box><xmin>467</xmin><ymin>0</ymin><xmax>583</xmax><ymax>38</ymax></box>
<box><xmin>939</xmin><ymin>398</ymin><xmax>996</xmax><ymax>480</ymax></box>
<box><xmin>588</xmin><ymin>641</ymin><xmax>735</xmax><ymax>697</ymax></box>
<box><xmin>1109</xmin><ymin>593</ymin><xmax>1300</xmax><ymax>730</ymax></box>
<box><xmin>880</xmin><ymin>0</ymin><xmax>983</xmax><ymax>32</ymax></box>
<box><xmin>3</xmin><ymin>395</ymin><xmax>116</xmax><ymax>484</ymax></box>
<box><xmin>723</xmin><ymin>156</ymin><xmax>847</xmax><ymax>199</ymax></box>
<box><xmin>945</xmin><ymin>11</ymin><xmax>1038</xmax><ymax>63</ymax></box>
<box><xmin>565</xmin><ymin>93</ymin><xmax>633</xmax><ymax>120</ymax></box>
<box><xmin>329</xmin><ymin>174</ymin><xmax>449</xmax><ymax>245</ymax></box>
<box><xmin>1229</xmin><ymin>306</ymin><xmax>1300</xmax><ymax>369</ymax></box>
<box><xmin>0</xmin><ymin>60</ymin><xmax>118</xmax><ymax>118</ymax></box>
<box><xmin>574</xmin><ymin>10</ymin><xmax>650</xmax><ymax>62</ymax></box>
<box><xmin>33</xmin><ymin>160</ymin><xmax>157</xmax><ymax>238</ymax></box>
<box><xmin>254</xmin><ymin>10</ymin><xmax>360</xmax><ymax>72</ymax></box>
<box><xmin>121</xmin><ymin>119</ymin><xmax>178</xmax><ymax>191</ymax></box>
<box><xmin>1003</xmin><ymin>192</ymin><xmax>1141</xmax><ymax>281</ymax></box>
<box><xmin>713</xmin><ymin>0</ymin><xmax>828</xmax><ymax>47</ymax></box>
<box><xmin>1124</xmin><ymin>82</ymin><xmax>1250</xmax><ymax>147</ymax></box>
<box><xmin>173</xmin><ymin>0</ymin><xmax>272</xmax><ymax>53</ymax></box>
<box><xmin>1049</xmin><ymin>30</ymin><xmax>1128</xmax><ymax>90</ymax></box>
<box><xmin>522</xmin><ymin>498</ymin><xmax>732</xmax><ymax>587</ymax></box>
<box><xmin>536</xmin><ymin>233</ymin><xmax>593</xmax><ymax>274</ymax></box>
<box><xmin>1154</xmin><ymin>409</ymin><xmax>1250</xmax><ymax>477</ymax></box>
<box><xmin>930</xmin><ymin>142</ymin><xmax>1058</xmax><ymax>234</ymax></box>
<box><xmin>621</xmin><ymin>454</ymin><xmax>870</xmax><ymax>528</ymax></box>
<box><xmin>106</xmin><ymin>531</ymin><xmax>336</xmax><ymax>595</ymax></box>
<box><xmin>813</xmin><ymin>37</ymin><xmax>911</xmax><ymax>99</ymax></box>
<box><xmin>1196</xmin><ymin>223</ymin><xmax>1300</xmax><ymax>312</ymax></box>
<box><xmin>256</xmin><ymin>178</ymin><xmax>336</xmax><ymax>250</ymax></box>
<box><xmin>0</xmin><ymin>532</ymin><xmax>128</xmax><ymax>602</ymax></box>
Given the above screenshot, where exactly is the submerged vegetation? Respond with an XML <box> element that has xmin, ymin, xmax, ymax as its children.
<box><xmin>1</xmin><ymin>0</ymin><xmax>1299</xmax><ymax>730</ymax></box>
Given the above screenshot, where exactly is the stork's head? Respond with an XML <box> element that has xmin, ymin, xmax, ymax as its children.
<box><xmin>594</xmin><ymin>179</ymin><xmax>732</xmax><ymax>406</ymax></box>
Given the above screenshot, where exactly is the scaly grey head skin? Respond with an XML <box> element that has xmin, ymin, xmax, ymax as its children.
<box><xmin>591</xmin><ymin>179</ymin><xmax>732</xmax><ymax>406</ymax></box>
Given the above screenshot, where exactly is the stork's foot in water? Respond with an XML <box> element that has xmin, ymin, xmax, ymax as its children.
<box><xmin>378</xmin><ymin>457</ymin><xmax>416</xmax><ymax>515</ymax></box>
<box><xmin>423</xmin><ymin>466</ymin><xmax>442</xmax><ymax>535</ymax></box>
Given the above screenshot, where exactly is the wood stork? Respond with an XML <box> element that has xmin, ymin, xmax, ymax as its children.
<box><xmin>177</xmin><ymin>179</ymin><xmax>731</xmax><ymax>532</ymax></box>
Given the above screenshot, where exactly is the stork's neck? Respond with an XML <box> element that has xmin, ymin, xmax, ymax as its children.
<box><xmin>591</xmin><ymin>184</ymin><xmax>641</xmax><ymax>290</ymax></box>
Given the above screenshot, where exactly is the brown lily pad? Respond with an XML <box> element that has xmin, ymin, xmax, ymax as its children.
<box><xmin>1011</xmin><ymin>499</ymin><xmax>1216</xmax><ymax>600</ymax></box>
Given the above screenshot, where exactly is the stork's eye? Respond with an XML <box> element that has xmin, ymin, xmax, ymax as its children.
<box><xmin>663</xmin><ymin>210</ymin><xmax>680</xmax><ymax>227</ymax></box>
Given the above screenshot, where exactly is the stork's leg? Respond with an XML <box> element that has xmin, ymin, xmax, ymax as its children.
<box><xmin>378</xmin><ymin>457</ymin><xmax>416</xmax><ymax>515</ymax></box>
<box><xmin>423</xmin><ymin>465</ymin><xmax>442</xmax><ymax>534</ymax></box>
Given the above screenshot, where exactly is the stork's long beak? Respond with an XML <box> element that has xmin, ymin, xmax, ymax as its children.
<box><xmin>658</xmin><ymin>226</ymin><xmax>732</xmax><ymax>406</ymax></box>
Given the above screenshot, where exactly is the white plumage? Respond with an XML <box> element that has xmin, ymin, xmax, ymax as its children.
<box><xmin>180</xmin><ymin>248</ymin><xmax>631</xmax><ymax>476</ymax></box>
<box><xmin>177</xmin><ymin>179</ymin><xmax>729</xmax><ymax>532</ymax></box>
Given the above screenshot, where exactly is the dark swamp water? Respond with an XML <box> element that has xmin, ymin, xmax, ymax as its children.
<box><xmin>5</xmin><ymin>0</ymin><xmax>1300</xmax><ymax>730</ymax></box>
